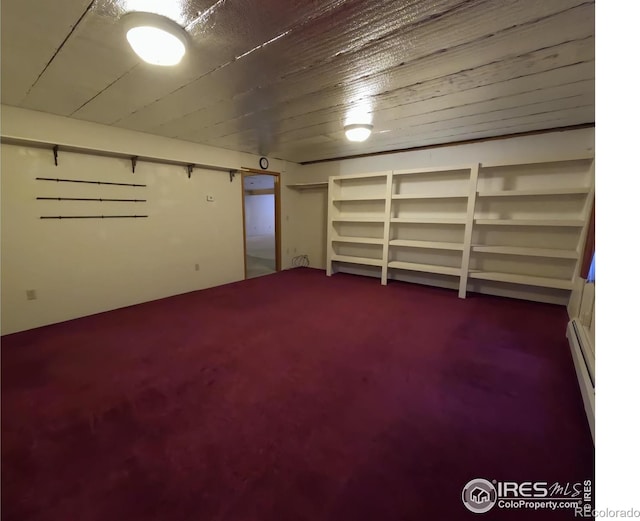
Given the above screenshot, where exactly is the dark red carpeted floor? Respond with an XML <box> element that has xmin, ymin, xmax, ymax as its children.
<box><xmin>1</xmin><ymin>268</ymin><xmax>593</xmax><ymax>520</ymax></box>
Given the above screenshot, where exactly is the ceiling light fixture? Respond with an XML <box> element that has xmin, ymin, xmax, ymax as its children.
<box><xmin>122</xmin><ymin>12</ymin><xmax>188</xmax><ymax>66</ymax></box>
<box><xmin>344</xmin><ymin>124</ymin><xmax>373</xmax><ymax>142</ymax></box>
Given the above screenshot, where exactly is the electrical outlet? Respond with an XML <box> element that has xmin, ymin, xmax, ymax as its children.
<box><xmin>206</xmin><ymin>195</ymin><xmax>215</xmax><ymax>202</ymax></box>
<box><xmin>195</xmin><ymin>264</ymin><xmax>200</xmax><ymax>271</ymax></box>
<box><xmin>26</xmin><ymin>289</ymin><xmax>37</xmax><ymax>301</ymax></box>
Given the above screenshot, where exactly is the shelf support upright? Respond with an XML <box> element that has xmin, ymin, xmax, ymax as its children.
<box><xmin>572</xmin><ymin>160</ymin><xmax>595</xmax><ymax>285</ymax></box>
<box><xmin>381</xmin><ymin>171</ymin><xmax>393</xmax><ymax>285</ymax></box>
<box><xmin>458</xmin><ymin>163</ymin><xmax>480</xmax><ymax>298</ymax></box>
<box><xmin>326</xmin><ymin>176</ymin><xmax>337</xmax><ymax>276</ymax></box>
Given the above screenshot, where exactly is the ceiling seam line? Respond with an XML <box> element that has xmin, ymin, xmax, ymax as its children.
<box><xmin>21</xmin><ymin>0</ymin><xmax>97</xmax><ymax>103</ymax></box>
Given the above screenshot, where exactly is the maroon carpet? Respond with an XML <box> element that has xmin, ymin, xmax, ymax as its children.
<box><xmin>1</xmin><ymin>268</ymin><xmax>593</xmax><ymax>520</ymax></box>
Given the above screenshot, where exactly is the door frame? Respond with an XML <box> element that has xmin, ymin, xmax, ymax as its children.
<box><xmin>240</xmin><ymin>167</ymin><xmax>282</xmax><ymax>279</ymax></box>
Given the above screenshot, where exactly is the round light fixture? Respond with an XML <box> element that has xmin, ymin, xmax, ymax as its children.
<box><xmin>122</xmin><ymin>12</ymin><xmax>188</xmax><ymax>66</ymax></box>
<box><xmin>344</xmin><ymin>123</ymin><xmax>373</xmax><ymax>142</ymax></box>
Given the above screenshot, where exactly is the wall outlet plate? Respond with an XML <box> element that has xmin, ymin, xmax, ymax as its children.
<box><xmin>206</xmin><ymin>195</ymin><xmax>215</xmax><ymax>202</ymax></box>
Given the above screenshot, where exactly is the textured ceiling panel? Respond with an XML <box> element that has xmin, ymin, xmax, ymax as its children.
<box><xmin>1</xmin><ymin>0</ymin><xmax>595</xmax><ymax>162</ymax></box>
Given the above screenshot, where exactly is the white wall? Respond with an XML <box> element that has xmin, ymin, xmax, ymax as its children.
<box><xmin>245</xmin><ymin>194</ymin><xmax>275</xmax><ymax>236</ymax></box>
<box><xmin>287</xmin><ymin>128</ymin><xmax>594</xmax><ymax>271</ymax></box>
<box><xmin>0</xmin><ymin>106</ymin><xmax>294</xmax><ymax>334</ymax></box>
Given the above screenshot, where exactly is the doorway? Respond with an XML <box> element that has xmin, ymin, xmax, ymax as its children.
<box><xmin>241</xmin><ymin>170</ymin><xmax>281</xmax><ymax>279</ymax></box>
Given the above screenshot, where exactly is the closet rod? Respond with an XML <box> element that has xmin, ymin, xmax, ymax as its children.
<box><xmin>37</xmin><ymin>197</ymin><xmax>147</xmax><ymax>202</ymax></box>
<box><xmin>40</xmin><ymin>215</ymin><xmax>148</xmax><ymax>219</ymax></box>
<box><xmin>1</xmin><ymin>136</ymin><xmax>239</xmax><ymax>181</ymax></box>
<box><xmin>36</xmin><ymin>177</ymin><xmax>146</xmax><ymax>187</ymax></box>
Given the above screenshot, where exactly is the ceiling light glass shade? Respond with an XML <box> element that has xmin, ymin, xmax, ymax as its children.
<box><xmin>344</xmin><ymin>124</ymin><xmax>373</xmax><ymax>142</ymax></box>
<box><xmin>123</xmin><ymin>12</ymin><xmax>188</xmax><ymax>66</ymax></box>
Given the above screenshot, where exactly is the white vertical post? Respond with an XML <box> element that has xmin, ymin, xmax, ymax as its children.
<box><xmin>458</xmin><ymin>163</ymin><xmax>480</xmax><ymax>298</ymax></box>
<box><xmin>381</xmin><ymin>171</ymin><xmax>393</xmax><ymax>285</ymax></box>
<box><xmin>326</xmin><ymin>177</ymin><xmax>337</xmax><ymax>276</ymax></box>
<box><xmin>572</xmin><ymin>160</ymin><xmax>595</xmax><ymax>284</ymax></box>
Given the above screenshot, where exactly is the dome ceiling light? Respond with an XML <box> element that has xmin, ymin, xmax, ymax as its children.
<box><xmin>344</xmin><ymin>123</ymin><xmax>373</xmax><ymax>142</ymax></box>
<box><xmin>122</xmin><ymin>12</ymin><xmax>188</xmax><ymax>66</ymax></box>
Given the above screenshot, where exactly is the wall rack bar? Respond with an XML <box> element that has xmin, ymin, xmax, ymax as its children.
<box><xmin>40</xmin><ymin>215</ymin><xmax>148</xmax><ymax>219</ymax></box>
<box><xmin>1</xmin><ymin>136</ymin><xmax>239</xmax><ymax>182</ymax></box>
<box><xmin>37</xmin><ymin>197</ymin><xmax>147</xmax><ymax>202</ymax></box>
<box><xmin>36</xmin><ymin>177</ymin><xmax>146</xmax><ymax>187</ymax></box>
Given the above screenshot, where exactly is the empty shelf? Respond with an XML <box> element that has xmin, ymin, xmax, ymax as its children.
<box><xmin>286</xmin><ymin>182</ymin><xmax>328</xmax><ymax>190</ymax></box>
<box><xmin>477</xmin><ymin>187</ymin><xmax>590</xmax><ymax>197</ymax></box>
<box><xmin>474</xmin><ymin>219</ymin><xmax>584</xmax><ymax>227</ymax></box>
<box><xmin>392</xmin><ymin>193</ymin><xmax>467</xmax><ymax>200</ymax></box>
<box><xmin>472</xmin><ymin>245</ymin><xmax>578</xmax><ymax>259</ymax></box>
<box><xmin>468</xmin><ymin>271</ymin><xmax>573</xmax><ymax>290</ymax></box>
<box><xmin>390</xmin><ymin>239</ymin><xmax>464</xmax><ymax>251</ymax></box>
<box><xmin>393</xmin><ymin>165</ymin><xmax>473</xmax><ymax>176</ymax></box>
<box><xmin>334</xmin><ymin>197</ymin><xmax>386</xmax><ymax>202</ymax></box>
<box><xmin>391</xmin><ymin>217</ymin><xmax>466</xmax><ymax>225</ymax></box>
<box><xmin>333</xmin><ymin>172</ymin><xmax>389</xmax><ymax>180</ymax></box>
<box><xmin>388</xmin><ymin>261</ymin><xmax>461</xmax><ymax>276</ymax></box>
<box><xmin>332</xmin><ymin>255</ymin><xmax>384</xmax><ymax>267</ymax></box>
<box><xmin>332</xmin><ymin>216</ymin><xmax>385</xmax><ymax>223</ymax></box>
<box><xmin>332</xmin><ymin>237</ymin><xmax>384</xmax><ymax>245</ymax></box>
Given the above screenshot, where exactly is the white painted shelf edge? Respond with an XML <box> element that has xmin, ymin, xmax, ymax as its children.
<box><xmin>334</xmin><ymin>197</ymin><xmax>386</xmax><ymax>202</ymax></box>
<box><xmin>332</xmin><ymin>216</ymin><xmax>386</xmax><ymax>223</ymax></box>
<box><xmin>388</xmin><ymin>261</ymin><xmax>461</xmax><ymax>276</ymax></box>
<box><xmin>332</xmin><ymin>255</ymin><xmax>384</xmax><ymax>267</ymax></box>
<box><xmin>474</xmin><ymin>219</ymin><xmax>584</xmax><ymax>227</ymax></box>
<box><xmin>332</xmin><ymin>237</ymin><xmax>384</xmax><ymax>245</ymax></box>
<box><xmin>472</xmin><ymin>245</ymin><xmax>578</xmax><ymax>259</ymax></box>
<box><xmin>468</xmin><ymin>271</ymin><xmax>573</xmax><ymax>290</ymax></box>
<box><xmin>391</xmin><ymin>217</ymin><xmax>466</xmax><ymax>224</ymax></box>
<box><xmin>287</xmin><ymin>182</ymin><xmax>328</xmax><ymax>190</ymax></box>
<box><xmin>390</xmin><ymin>239</ymin><xmax>464</xmax><ymax>251</ymax></box>
<box><xmin>477</xmin><ymin>187</ymin><xmax>590</xmax><ymax>197</ymax></box>
<box><xmin>392</xmin><ymin>193</ymin><xmax>468</xmax><ymax>200</ymax></box>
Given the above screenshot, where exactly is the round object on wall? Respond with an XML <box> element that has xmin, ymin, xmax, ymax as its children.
<box><xmin>259</xmin><ymin>157</ymin><xmax>269</xmax><ymax>170</ymax></box>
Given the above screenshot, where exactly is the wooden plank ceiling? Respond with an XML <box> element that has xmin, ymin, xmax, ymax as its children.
<box><xmin>0</xmin><ymin>0</ymin><xmax>595</xmax><ymax>163</ymax></box>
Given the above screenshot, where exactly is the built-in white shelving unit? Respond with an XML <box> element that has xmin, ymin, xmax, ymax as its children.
<box><xmin>326</xmin><ymin>156</ymin><xmax>594</xmax><ymax>304</ymax></box>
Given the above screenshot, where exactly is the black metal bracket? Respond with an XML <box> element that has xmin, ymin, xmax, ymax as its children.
<box><xmin>53</xmin><ymin>145</ymin><xmax>59</xmax><ymax>166</ymax></box>
<box><xmin>187</xmin><ymin>164</ymin><xmax>195</xmax><ymax>179</ymax></box>
<box><xmin>229</xmin><ymin>169</ymin><xmax>237</xmax><ymax>182</ymax></box>
<box><xmin>131</xmin><ymin>156</ymin><xmax>138</xmax><ymax>173</ymax></box>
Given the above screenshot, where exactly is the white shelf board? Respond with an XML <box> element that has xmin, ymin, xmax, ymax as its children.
<box><xmin>332</xmin><ymin>255</ymin><xmax>384</xmax><ymax>267</ymax></box>
<box><xmin>388</xmin><ymin>261</ymin><xmax>461</xmax><ymax>276</ymax></box>
<box><xmin>472</xmin><ymin>245</ymin><xmax>578</xmax><ymax>259</ymax></box>
<box><xmin>392</xmin><ymin>165</ymin><xmax>473</xmax><ymax>176</ymax></box>
<box><xmin>480</xmin><ymin>155</ymin><xmax>593</xmax><ymax>169</ymax></box>
<box><xmin>332</xmin><ymin>216</ymin><xmax>385</xmax><ymax>223</ymax></box>
<box><xmin>332</xmin><ymin>172</ymin><xmax>390</xmax><ymax>181</ymax></box>
<box><xmin>334</xmin><ymin>197</ymin><xmax>386</xmax><ymax>202</ymax></box>
<box><xmin>477</xmin><ymin>187</ymin><xmax>590</xmax><ymax>197</ymax></box>
<box><xmin>468</xmin><ymin>271</ymin><xmax>573</xmax><ymax>290</ymax></box>
<box><xmin>474</xmin><ymin>219</ymin><xmax>584</xmax><ymax>227</ymax></box>
<box><xmin>392</xmin><ymin>193</ymin><xmax>468</xmax><ymax>200</ymax></box>
<box><xmin>286</xmin><ymin>182</ymin><xmax>328</xmax><ymax>190</ymax></box>
<box><xmin>391</xmin><ymin>217</ymin><xmax>466</xmax><ymax>225</ymax></box>
<box><xmin>332</xmin><ymin>237</ymin><xmax>384</xmax><ymax>245</ymax></box>
<box><xmin>390</xmin><ymin>239</ymin><xmax>464</xmax><ymax>251</ymax></box>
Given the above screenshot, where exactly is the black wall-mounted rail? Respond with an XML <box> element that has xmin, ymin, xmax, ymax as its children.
<box><xmin>37</xmin><ymin>197</ymin><xmax>147</xmax><ymax>202</ymax></box>
<box><xmin>2</xmin><ymin>136</ymin><xmax>239</xmax><ymax>182</ymax></box>
<box><xmin>40</xmin><ymin>215</ymin><xmax>148</xmax><ymax>219</ymax></box>
<box><xmin>36</xmin><ymin>177</ymin><xmax>146</xmax><ymax>187</ymax></box>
